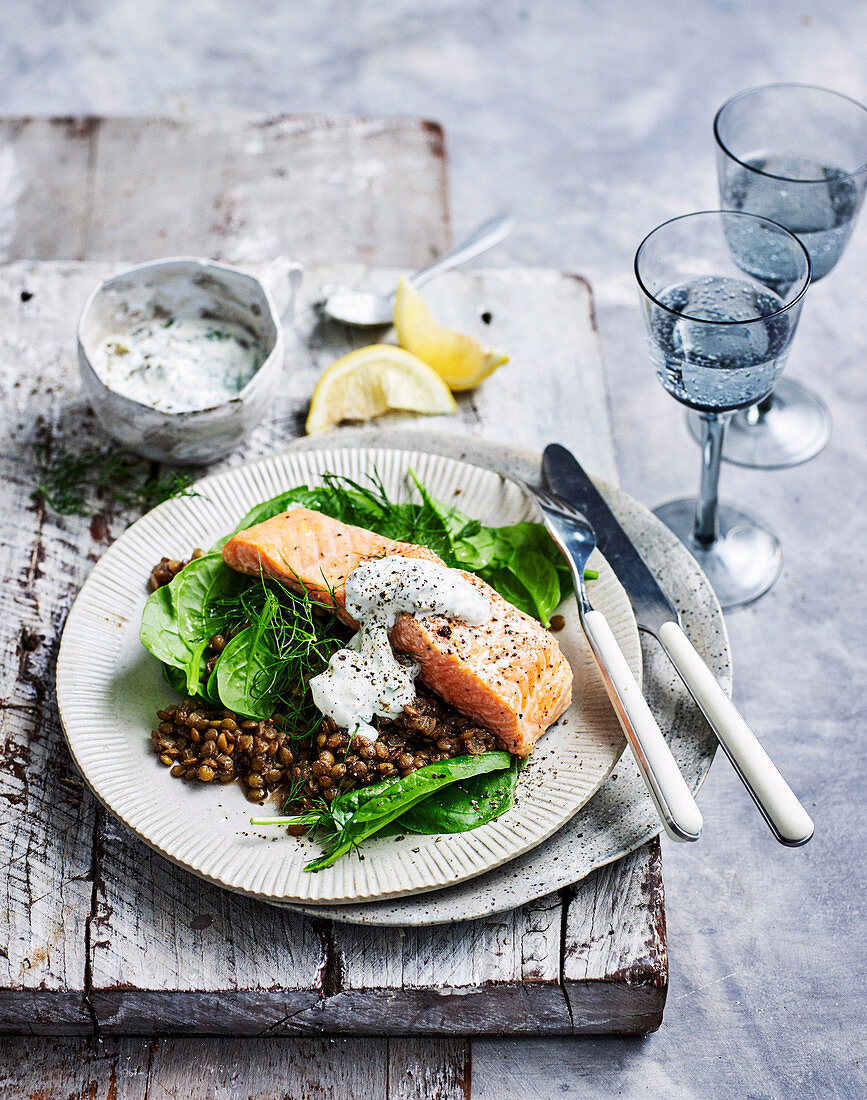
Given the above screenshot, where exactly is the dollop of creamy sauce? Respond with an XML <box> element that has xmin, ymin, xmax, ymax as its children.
<box><xmin>94</xmin><ymin>316</ymin><xmax>265</xmax><ymax>413</ymax></box>
<box><xmin>309</xmin><ymin>556</ymin><xmax>491</xmax><ymax>743</ymax></box>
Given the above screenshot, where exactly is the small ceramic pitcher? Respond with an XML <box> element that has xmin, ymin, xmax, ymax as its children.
<box><xmin>77</xmin><ymin>256</ymin><xmax>302</xmax><ymax>465</ymax></box>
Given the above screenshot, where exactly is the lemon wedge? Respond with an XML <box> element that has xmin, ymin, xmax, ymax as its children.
<box><xmin>393</xmin><ymin>277</ymin><xmax>509</xmax><ymax>392</ymax></box>
<box><xmin>305</xmin><ymin>344</ymin><xmax>457</xmax><ymax>434</ymax></box>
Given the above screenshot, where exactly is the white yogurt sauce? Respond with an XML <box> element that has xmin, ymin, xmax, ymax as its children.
<box><xmin>309</xmin><ymin>555</ymin><xmax>491</xmax><ymax>743</ymax></box>
<box><xmin>94</xmin><ymin>316</ymin><xmax>265</xmax><ymax>413</ymax></box>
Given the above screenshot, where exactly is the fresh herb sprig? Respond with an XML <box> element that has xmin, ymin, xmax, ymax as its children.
<box><xmin>213</xmin><ymin>574</ymin><xmax>345</xmax><ymax>726</ymax></box>
<box><xmin>141</xmin><ymin>555</ymin><xmax>345</xmax><ymax>723</ymax></box>
<box><xmin>32</xmin><ymin>443</ymin><xmax>198</xmax><ymax>517</ymax></box>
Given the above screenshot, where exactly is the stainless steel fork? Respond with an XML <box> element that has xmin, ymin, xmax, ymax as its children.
<box><xmin>525</xmin><ymin>484</ymin><xmax>703</xmax><ymax>843</ymax></box>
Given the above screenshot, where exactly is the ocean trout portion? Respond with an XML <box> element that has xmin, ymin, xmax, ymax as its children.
<box><xmin>222</xmin><ymin>507</ymin><xmax>440</xmax><ymax>624</ymax></box>
<box><xmin>222</xmin><ymin>507</ymin><xmax>573</xmax><ymax>755</ymax></box>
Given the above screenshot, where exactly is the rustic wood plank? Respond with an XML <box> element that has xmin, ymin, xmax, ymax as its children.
<box><xmin>0</xmin><ymin>1037</ymin><xmax>393</xmax><ymax>1099</ymax></box>
<box><xmin>0</xmin><ymin>118</ymin><xmax>96</xmax><ymax>263</ymax></box>
<box><xmin>291</xmin><ymin>894</ymin><xmax>570</xmax><ymax>1036</ymax></box>
<box><xmin>0</xmin><ymin>116</ymin><xmax>450</xmax><ymax>266</ymax></box>
<box><xmin>563</xmin><ymin>839</ymin><xmax>667</xmax><ymax>1034</ymax></box>
<box><xmin>0</xmin><ymin>1037</ymin><xmax>152</xmax><ymax>1099</ymax></box>
<box><xmin>0</xmin><ymin>267</ymin><xmax>106</xmax><ymax>1034</ymax></box>
<box><xmin>145</xmin><ymin>1037</ymin><xmax>389</xmax><ymax>1098</ymax></box>
<box><xmin>388</xmin><ymin>1038</ymin><xmax>472</xmax><ymax>1099</ymax></box>
<box><xmin>0</xmin><ymin>1036</ymin><xmax>467</xmax><ymax>1098</ymax></box>
<box><xmin>0</xmin><ymin>260</ymin><xmax>662</xmax><ymax>1038</ymax></box>
<box><xmin>89</xmin><ymin>814</ymin><xmax>329</xmax><ymax>1035</ymax></box>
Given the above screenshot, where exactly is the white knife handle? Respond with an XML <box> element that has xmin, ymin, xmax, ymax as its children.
<box><xmin>658</xmin><ymin>621</ymin><xmax>814</xmax><ymax>846</ymax></box>
<box><xmin>583</xmin><ymin>609</ymin><xmax>703</xmax><ymax>842</ymax></box>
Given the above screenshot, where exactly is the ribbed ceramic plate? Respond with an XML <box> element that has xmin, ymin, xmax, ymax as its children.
<box><xmin>56</xmin><ymin>447</ymin><xmax>640</xmax><ymax>904</ymax></box>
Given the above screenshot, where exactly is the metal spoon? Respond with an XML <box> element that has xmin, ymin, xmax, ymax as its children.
<box><xmin>319</xmin><ymin>214</ymin><xmax>513</xmax><ymax>327</ymax></box>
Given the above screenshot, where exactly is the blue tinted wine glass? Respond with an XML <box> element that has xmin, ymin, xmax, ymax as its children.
<box><xmin>687</xmin><ymin>84</ymin><xmax>867</xmax><ymax>468</ymax></box>
<box><xmin>636</xmin><ymin>211</ymin><xmax>810</xmax><ymax>608</ymax></box>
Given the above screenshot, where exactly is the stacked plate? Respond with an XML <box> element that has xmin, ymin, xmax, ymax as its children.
<box><xmin>57</xmin><ymin>431</ymin><xmax>724</xmax><ymax>925</ymax></box>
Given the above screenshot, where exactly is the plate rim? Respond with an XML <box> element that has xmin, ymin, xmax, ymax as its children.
<box><xmin>56</xmin><ymin>443</ymin><xmax>641</xmax><ymax>905</ymax></box>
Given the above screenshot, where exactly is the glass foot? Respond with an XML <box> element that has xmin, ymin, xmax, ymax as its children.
<box><xmin>685</xmin><ymin>379</ymin><xmax>832</xmax><ymax>469</ymax></box>
<box><xmin>653</xmin><ymin>498</ymin><xmax>782</xmax><ymax>610</ymax></box>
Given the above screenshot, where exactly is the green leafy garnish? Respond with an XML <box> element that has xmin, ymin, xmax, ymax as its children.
<box><xmin>397</xmin><ymin>755</ymin><xmax>524</xmax><ymax>834</ymax></box>
<box><xmin>214</xmin><ymin>580</ymin><xmax>341</xmax><ymax>727</ymax></box>
<box><xmin>251</xmin><ymin>752</ymin><xmax>512</xmax><ymax>870</ymax></box>
<box><xmin>141</xmin><ymin>583</ymin><xmax>196</xmax><ymax>671</ymax></box>
<box><xmin>217</xmin><ymin>470</ymin><xmax>590</xmax><ymax>626</ymax></box>
<box><xmin>141</xmin><ymin>563</ymin><xmax>342</xmax><ymax>723</ymax></box>
<box><xmin>140</xmin><ymin>553</ymin><xmax>242</xmax><ymax>693</ymax></box>
<box><xmin>32</xmin><ymin>443</ymin><xmax>197</xmax><ymax>518</ymax></box>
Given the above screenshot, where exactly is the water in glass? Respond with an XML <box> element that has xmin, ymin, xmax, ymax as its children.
<box><xmin>722</xmin><ymin>153</ymin><xmax>861</xmax><ymax>279</ymax></box>
<box><xmin>649</xmin><ymin>276</ymin><xmax>791</xmax><ymax>412</ymax></box>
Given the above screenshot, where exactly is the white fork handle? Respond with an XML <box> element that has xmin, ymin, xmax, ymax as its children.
<box><xmin>658</xmin><ymin>621</ymin><xmax>814</xmax><ymax>846</ymax></box>
<box><xmin>583</xmin><ymin>609</ymin><xmax>703</xmax><ymax>842</ymax></box>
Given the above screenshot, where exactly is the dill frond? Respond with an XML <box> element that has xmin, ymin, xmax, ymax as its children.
<box><xmin>31</xmin><ymin>442</ymin><xmax>198</xmax><ymax>518</ymax></box>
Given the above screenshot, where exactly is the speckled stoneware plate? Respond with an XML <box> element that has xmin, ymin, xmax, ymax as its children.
<box><xmin>56</xmin><ymin>445</ymin><xmax>641</xmax><ymax>905</ymax></box>
<box><xmin>277</xmin><ymin>430</ymin><xmax>725</xmax><ymax>925</ymax></box>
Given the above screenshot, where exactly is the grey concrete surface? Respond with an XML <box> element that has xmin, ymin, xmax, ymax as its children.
<box><xmin>1</xmin><ymin>2</ymin><xmax>865</xmax><ymax>1096</ymax></box>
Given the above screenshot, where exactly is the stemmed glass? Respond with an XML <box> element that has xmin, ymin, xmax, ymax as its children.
<box><xmin>686</xmin><ymin>84</ymin><xmax>867</xmax><ymax>468</ymax></box>
<box><xmin>636</xmin><ymin>211</ymin><xmax>811</xmax><ymax>609</ymax></box>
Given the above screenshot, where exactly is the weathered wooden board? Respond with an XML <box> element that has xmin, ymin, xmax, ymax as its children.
<box><xmin>0</xmin><ymin>115</ymin><xmax>664</xmax><ymax>1063</ymax></box>
<box><xmin>0</xmin><ymin>270</ymin><xmax>100</xmax><ymax>1036</ymax></box>
<box><xmin>296</xmin><ymin>893</ymin><xmax>569</xmax><ymax>1035</ymax></box>
<box><xmin>0</xmin><ymin>1037</ymin><xmax>152</xmax><ymax>1099</ymax></box>
<box><xmin>0</xmin><ymin>1036</ymin><xmax>472</xmax><ymax>1099</ymax></box>
<box><xmin>563</xmin><ymin>842</ymin><xmax>667</xmax><ymax>1034</ymax></box>
<box><xmin>0</xmin><ymin>116</ymin><xmax>450</xmax><ymax>266</ymax></box>
<box><xmin>0</xmin><ymin>260</ymin><xmax>663</xmax><ymax>1039</ymax></box>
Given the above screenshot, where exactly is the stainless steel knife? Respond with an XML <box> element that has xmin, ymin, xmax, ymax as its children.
<box><xmin>542</xmin><ymin>443</ymin><xmax>813</xmax><ymax>847</ymax></box>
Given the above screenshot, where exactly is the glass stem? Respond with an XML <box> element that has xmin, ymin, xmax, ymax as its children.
<box><xmin>745</xmin><ymin>392</ymin><xmax>774</xmax><ymax>427</ymax></box>
<box><xmin>694</xmin><ymin>412</ymin><xmax>729</xmax><ymax>546</ymax></box>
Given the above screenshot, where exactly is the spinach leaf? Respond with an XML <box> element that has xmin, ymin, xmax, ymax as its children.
<box><xmin>307</xmin><ymin>751</ymin><xmax>510</xmax><ymax>870</ymax></box>
<box><xmin>252</xmin><ymin>752</ymin><xmax>511</xmax><ymax>870</ymax></box>
<box><xmin>450</xmin><ymin>521</ymin><xmax>498</xmax><ymax>571</ymax></box>
<box><xmin>489</xmin><ymin>521</ymin><xmax>558</xmax><ymax>560</ymax></box>
<box><xmin>161</xmin><ymin>661</ymin><xmax>188</xmax><ymax>693</ymax></box>
<box><xmin>215</xmin><ymin>592</ymin><xmax>281</xmax><ymax>719</ymax></box>
<box><xmin>185</xmin><ymin>638</ymin><xmax>213</xmax><ymax>696</ymax></box>
<box><xmin>508</xmin><ymin>548</ymin><xmax>561</xmax><ymax>626</ymax></box>
<box><xmin>174</xmin><ymin>553</ymin><xmax>250</xmax><ymax>642</ymax></box>
<box><xmin>141</xmin><ymin>553</ymin><xmax>253</xmax><ymax>694</ymax></box>
<box><xmin>398</xmin><ymin>756</ymin><xmax>523</xmax><ymax>833</ymax></box>
<box><xmin>140</xmin><ymin>583</ymin><xmax>195</xmax><ymax>670</ymax></box>
<box><xmin>203</xmin><ymin>660</ymin><xmax>223</xmax><ymax>704</ymax></box>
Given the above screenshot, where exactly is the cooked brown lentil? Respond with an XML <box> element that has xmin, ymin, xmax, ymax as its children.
<box><xmin>148</xmin><ymin>548</ymin><xmax>204</xmax><ymax>591</ymax></box>
<box><xmin>151</xmin><ymin>686</ymin><xmax>498</xmax><ymax>814</ymax></box>
<box><xmin>147</xmin><ymin>552</ymin><xmax>499</xmax><ymax>817</ymax></box>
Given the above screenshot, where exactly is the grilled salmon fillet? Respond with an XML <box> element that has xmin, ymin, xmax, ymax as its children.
<box><xmin>222</xmin><ymin>507</ymin><xmax>572</xmax><ymax>756</ymax></box>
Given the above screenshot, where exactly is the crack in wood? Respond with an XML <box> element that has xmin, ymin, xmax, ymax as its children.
<box><xmin>83</xmin><ymin>806</ymin><xmax>106</xmax><ymax>1038</ymax></box>
<box><xmin>317</xmin><ymin>918</ymin><xmax>344</xmax><ymax>1000</ymax></box>
<box><xmin>557</xmin><ymin>884</ymin><xmax>577</xmax><ymax>1032</ymax></box>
